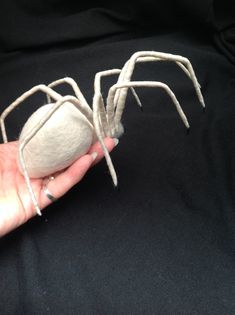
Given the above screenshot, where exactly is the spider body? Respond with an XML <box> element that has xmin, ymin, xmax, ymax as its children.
<box><xmin>17</xmin><ymin>101</ymin><xmax>95</xmax><ymax>178</ymax></box>
<box><xmin>0</xmin><ymin>51</ymin><xmax>206</xmax><ymax>215</ymax></box>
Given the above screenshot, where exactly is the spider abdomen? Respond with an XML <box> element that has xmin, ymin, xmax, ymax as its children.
<box><xmin>17</xmin><ymin>102</ymin><xmax>94</xmax><ymax>178</ymax></box>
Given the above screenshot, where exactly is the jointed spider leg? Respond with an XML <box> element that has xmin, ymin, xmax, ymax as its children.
<box><xmin>136</xmin><ymin>57</ymin><xmax>193</xmax><ymax>82</ymax></box>
<box><xmin>114</xmin><ymin>51</ymin><xmax>205</xmax><ymax>113</ymax></box>
<box><xmin>19</xmin><ymin>95</ymin><xmax>90</xmax><ymax>215</ymax></box>
<box><xmin>93</xmin><ymin>69</ymin><xmax>143</xmax><ymax>137</ymax></box>
<box><xmin>107</xmin><ymin>81</ymin><xmax>190</xmax><ymax>137</ymax></box>
<box><xmin>94</xmin><ymin>70</ymin><xmax>121</xmax><ymax>136</ymax></box>
<box><xmin>93</xmin><ymin>93</ymin><xmax>118</xmax><ymax>186</ymax></box>
<box><xmin>94</xmin><ymin>69</ymin><xmax>142</xmax><ymax>109</ymax></box>
<box><xmin>0</xmin><ymin>85</ymin><xmax>62</xmax><ymax>143</ymax></box>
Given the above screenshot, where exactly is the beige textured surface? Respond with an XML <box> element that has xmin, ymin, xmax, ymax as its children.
<box><xmin>17</xmin><ymin>102</ymin><xmax>94</xmax><ymax>178</ymax></box>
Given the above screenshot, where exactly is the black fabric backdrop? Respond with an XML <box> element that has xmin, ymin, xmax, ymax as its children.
<box><xmin>0</xmin><ymin>1</ymin><xmax>235</xmax><ymax>314</ymax></box>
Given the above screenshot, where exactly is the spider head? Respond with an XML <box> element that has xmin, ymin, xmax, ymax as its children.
<box><xmin>112</xmin><ymin>122</ymin><xmax>124</xmax><ymax>139</ymax></box>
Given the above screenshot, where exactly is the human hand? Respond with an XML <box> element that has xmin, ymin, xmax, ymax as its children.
<box><xmin>0</xmin><ymin>138</ymin><xmax>117</xmax><ymax>237</ymax></box>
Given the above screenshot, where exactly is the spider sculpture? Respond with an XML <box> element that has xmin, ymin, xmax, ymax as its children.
<box><xmin>0</xmin><ymin>51</ymin><xmax>205</xmax><ymax>215</ymax></box>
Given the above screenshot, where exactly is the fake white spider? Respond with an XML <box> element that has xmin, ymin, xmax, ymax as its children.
<box><xmin>0</xmin><ymin>51</ymin><xmax>205</xmax><ymax>215</ymax></box>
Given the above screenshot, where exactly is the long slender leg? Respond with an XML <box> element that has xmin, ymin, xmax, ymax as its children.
<box><xmin>94</xmin><ymin>70</ymin><xmax>122</xmax><ymax>137</ymax></box>
<box><xmin>134</xmin><ymin>55</ymin><xmax>203</xmax><ymax>99</ymax></box>
<box><xmin>113</xmin><ymin>56</ymin><xmax>195</xmax><ymax>110</ymax></box>
<box><xmin>107</xmin><ymin>81</ymin><xmax>190</xmax><ymax>137</ymax></box>
<box><xmin>136</xmin><ymin>57</ymin><xmax>192</xmax><ymax>80</ymax></box>
<box><xmin>93</xmin><ymin>73</ymin><xmax>117</xmax><ymax>182</ymax></box>
<box><xmin>93</xmin><ymin>69</ymin><xmax>143</xmax><ymax>136</ymax></box>
<box><xmin>0</xmin><ymin>85</ymin><xmax>62</xmax><ymax>143</ymax></box>
<box><xmin>47</xmin><ymin>77</ymin><xmax>93</xmax><ymax>123</ymax></box>
<box><xmin>19</xmin><ymin>95</ymin><xmax>91</xmax><ymax>215</ymax></box>
<box><xmin>93</xmin><ymin>93</ymin><xmax>118</xmax><ymax>186</ymax></box>
<box><xmin>92</xmin><ymin>70</ymin><xmax>133</xmax><ymax>185</ymax></box>
<box><xmin>94</xmin><ymin>69</ymin><xmax>142</xmax><ymax>108</ymax></box>
<box><xmin>114</xmin><ymin>53</ymin><xmax>203</xmax><ymax>108</ymax></box>
<box><xmin>97</xmin><ymin>94</ymin><xmax>109</xmax><ymax>137</ymax></box>
<box><xmin>114</xmin><ymin>51</ymin><xmax>205</xmax><ymax>115</ymax></box>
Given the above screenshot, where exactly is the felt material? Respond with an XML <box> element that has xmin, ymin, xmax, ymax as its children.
<box><xmin>18</xmin><ymin>102</ymin><xmax>94</xmax><ymax>177</ymax></box>
<box><xmin>0</xmin><ymin>1</ymin><xmax>235</xmax><ymax>314</ymax></box>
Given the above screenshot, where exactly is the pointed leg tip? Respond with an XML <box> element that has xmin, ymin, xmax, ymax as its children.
<box><xmin>186</xmin><ymin>127</ymin><xmax>190</xmax><ymax>135</ymax></box>
<box><xmin>200</xmin><ymin>99</ymin><xmax>206</xmax><ymax>108</ymax></box>
<box><xmin>116</xmin><ymin>186</ymin><xmax>121</xmax><ymax>192</ymax></box>
<box><xmin>140</xmin><ymin>107</ymin><xmax>144</xmax><ymax>112</ymax></box>
<box><xmin>113</xmin><ymin>177</ymin><xmax>118</xmax><ymax>188</ymax></box>
<box><xmin>114</xmin><ymin>183</ymin><xmax>120</xmax><ymax>192</ymax></box>
<box><xmin>203</xmin><ymin>107</ymin><xmax>206</xmax><ymax>113</ymax></box>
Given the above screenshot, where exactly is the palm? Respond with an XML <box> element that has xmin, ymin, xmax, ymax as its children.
<box><xmin>0</xmin><ymin>141</ymin><xmax>41</xmax><ymax>229</ymax></box>
<box><xmin>0</xmin><ymin>138</ymin><xmax>116</xmax><ymax>237</ymax></box>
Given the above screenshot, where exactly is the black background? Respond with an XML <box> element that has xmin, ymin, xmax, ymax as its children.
<box><xmin>0</xmin><ymin>1</ymin><xmax>235</xmax><ymax>314</ymax></box>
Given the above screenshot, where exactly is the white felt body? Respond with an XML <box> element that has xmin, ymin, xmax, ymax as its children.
<box><xmin>17</xmin><ymin>102</ymin><xmax>95</xmax><ymax>178</ymax></box>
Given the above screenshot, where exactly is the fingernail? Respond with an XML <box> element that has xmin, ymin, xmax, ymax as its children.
<box><xmin>113</xmin><ymin>138</ymin><xmax>119</xmax><ymax>146</ymax></box>
<box><xmin>91</xmin><ymin>152</ymin><xmax>98</xmax><ymax>161</ymax></box>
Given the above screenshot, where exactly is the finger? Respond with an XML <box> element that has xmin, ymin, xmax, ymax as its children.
<box><xmin>88</xmin><ymin>137</ymin><xmax>119</xmax><ymax>165</ymax></box>
<box><xmin>39</xmin><ymin>153</ymin><xmax>95</xmax><ymax>208</ymax></box>
<box><xmin>39</xmin><ymin>137</ymin><xmax>119</xmax><ymax>208</ymax></box>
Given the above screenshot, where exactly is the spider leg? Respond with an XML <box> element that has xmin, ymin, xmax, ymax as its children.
<box><xmin>94</xmin><ymin>70</ymin><xmax>121</xmax><ymax>137</ymax></box>
<box><xmin>136</xmin><ymin>57</ymin><xmax>193</xmax><ymax>82</ymax></box>
<box><xmin>97</xmin><ymin>94</ymin><xmax>108</xmax><ymax>138</ymax></box>
<box><xmin>135</xmin><ymin>55</ymin><xmax>202</xmax><ymax>92</ymax></box>
<box><xmin>93</xmin><ymin>93</ymin><xmax>118</xmax><ymax>186</ymax></box>
<box><xmin>107</xmin><ymin>81</ymin><xmax>190</xmax><ymax>137</ymax></box>
<box><xmin>92</xmin><ymin>69</ymin><xmax>138</xmax><ymax>186</ymax></box>
<box><xmin>93</xmin><ymin>69</ymin><xmax>143</xmax><ymax>137</ymax></box>
<box><xmin>0</xmin><ymin>84</ymin><xmax>62</xmax><ymax>143</ymax></box>
<box><xmin>47</xmin><ymin>77</ymin><xmax>93</xmax><ymax>123</ymax></box>
<box><xmin>19</xmin><ymin>95</ymin><xmax>91</xmax><ymax>215</ymax></box>
<box><xmin>114</xmin><ymin>51</ymin><xmax>205</xmax><ymax>115</ymax></box>
<box><xmin>94</xmin><ymin>69</ymin><xmax>142</xmax><ymax>110</ymax></box>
